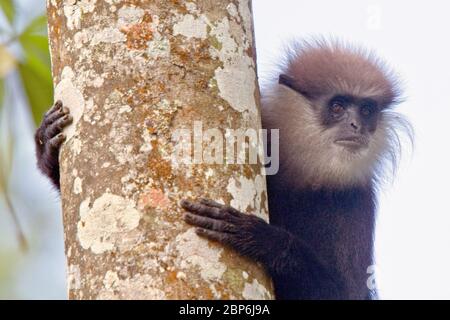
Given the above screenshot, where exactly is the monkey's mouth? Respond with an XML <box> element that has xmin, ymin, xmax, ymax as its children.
<box><xmin>334</xmin><ymin>136</ymin><xmax>368</xmax><ymax>149</ymax></box>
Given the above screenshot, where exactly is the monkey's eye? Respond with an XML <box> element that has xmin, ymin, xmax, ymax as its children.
<box><xmin>330</xmin><ymin>102</ymin><xmax>345</xmax><ymax>115</ymax></box>
<box><xmin>360</xmin><ymin>103</ymin><xmax>376</xmax><ymax>117</ymax></box>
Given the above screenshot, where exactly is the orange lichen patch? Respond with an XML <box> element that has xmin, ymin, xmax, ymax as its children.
<box><xmin>142</xmin><ymin>12</ymin><xmax>153</xmax><ymax>24</ymax></box>
<box><xmin>137</xmin><ymin>84</ymin><xmax>149</xmax><ymax>94</ymax></box>
<box><xmin>170</xmin><ymin>0</ymin><xmax>188</xmax><ymax>14</ymax></box>
<box><xmin>150</xmin><ymin>157</ymin><xmax>173</xmax><ymax>181</ymax></box>
<box><xmin>120</xmin><ymin>12</ymin><xmax>154</xmax><ymax>50</ymax></box>
<box><xmin>166</xmin><ymin>270</ymin><xmax>178</xmax><ymax>283</ymax></box>
<box><xmin>147</xmin><ymin>127</ymin><xmax>157</xmax><ymax>135</ymax></box>
<box><xmin>171</xmin><ymin>41</ymin><xmax>213</xmax><ymax>67</ymax></box>
<box><xmin>126</xmin><ymin>81</ymin><xmax>167</xmax><ymax>106</ymax></box>
<box><xmin>157</xmin><ymin>81</ymin><xmax>166</xmax><ymax>92</ymax></box>
<box><xmin>197</xmin><ymin>41</ymin><xmax>217</xmax><ymax>61</ymax></box>
<box><xmin>195</xmin><ymin>78</ymin><xmax>209</xmax><ymax>90</ymax></box>
<box><xmin>170</xmin><ymin>43</ymin><xmax>194</xmax><ymax>64</ymax></box>
<box><xmin>138</xmin><ymin>188</ymin><xmax>170</xmax><ymax>210</ymax></box>
<box><xmin>243</xmin><ymin>165</ymin><xmax>254</xmax><ymax>179</ymax></box>
<box><xmin>204</xmin><ymin>287</ymin><xmax>215</xmax><ymax>299</ymax></box>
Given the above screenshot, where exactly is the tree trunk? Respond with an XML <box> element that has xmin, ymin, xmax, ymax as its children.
<box><xmin>47</xmin><ymin>0</ymin><xmax>273</xmax><ymax>299</ymax></box>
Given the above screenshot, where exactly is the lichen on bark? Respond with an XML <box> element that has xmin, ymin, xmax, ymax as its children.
<box><xmin>47</xmin><ymin>0</ymin><xmax>273</xmax><ymax>299</ymax></box>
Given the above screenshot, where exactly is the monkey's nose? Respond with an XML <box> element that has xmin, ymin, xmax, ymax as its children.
<box><xmin>350</xmin><ymin>122</ymin><xmax>359</xmax><ymax>130</ymax></box>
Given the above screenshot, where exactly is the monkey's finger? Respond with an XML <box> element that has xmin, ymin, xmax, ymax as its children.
<box><xmin>46</xmin><ymin>114</ymin><xmax>73</xmax><ymax>138</ymax></box>
<box><xmin>47</xmin><ymin>133</ymin><xmax>66</xmax><ymax>151</ymax></box>
<box><xmin>44</xmin><ymin>112</ymin><xmax>65</xmax><ymax>129</ymax></box>
<box><xmin>43</xmin><ymin>106</ymin><xmax>69</xmax><ymax>126</ymax></box>
<box><xmin>199</xmin><ymin>198</ymin><xmax>225</xmax><ymax>208</ymax></box>
<box><xmin>195</xmin><ymin>228</ymin><xmax>230</xmax><ymax>244</ymax></box>
<box><xmin>184</xmin><ymin>213</ymin><xmax>236</xmax><ymax>233</ymax></box>
<box><xmin>199</xmin><ymin>198</ymin><xmax>243</xmax><ymax>217</ymax></box>
<box><xmin>224</xmin><ymin>206</ymin><xmax>244</xmax><ymax>217</ymax></box>
<box><xmin>181</xmin><ymin>200</ymin><xmax>224</xmax><ymax>219</ymax></box>
<box><xmin>44</xmin><ymin>100</ymin><xmax>63</xmax><ymax>117</ymax></box>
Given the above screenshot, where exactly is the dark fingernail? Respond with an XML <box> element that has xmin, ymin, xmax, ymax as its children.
<box><xmin>184</xmin><ymin>214</ymin><xmax>196</xmax><ymax>225</ymax></box>
<box><xmin>180</xmin><ymin>199</ymin><xmax>190</xmax><ymax>207</ymax></box>
<box><xmin>55</xmin><ymin>100</ymin><xmax>62</xmax><ymax>108</ymax></box>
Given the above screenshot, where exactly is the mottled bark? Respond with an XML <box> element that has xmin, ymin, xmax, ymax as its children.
<box><xmin>47</xmin><ymin>0</ymin><xmax>273</xmax><ymax>299</ymax></box>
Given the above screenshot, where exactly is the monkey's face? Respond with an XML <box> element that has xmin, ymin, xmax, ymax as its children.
<box><xmin>265</xmin><ymin>80</ymin><xmax>400</xmax><ymax>188</ymax></box>
<box><xmin>299</xmin><ymin>92</ymin><xmax>391</xmax><ymax>187</ymax></box>
<box><xmin>320</xmin><ymin>94</ymin><xmax>380</xmax><ymax>153</ymax></box>
<box><xmin>264</xmin><ymin>39</ymin><xmax>410</xmax><ymax>188</ymax></box>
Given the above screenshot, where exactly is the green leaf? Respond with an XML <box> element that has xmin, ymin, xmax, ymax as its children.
<box><xmin>19</xmin><ymin>15</ymin><xmax>50</xmax><ymax>67</ymax></box>
<box><xmin>19</xmin><ymin>34</ymin><xmax>50</xmax><ymax>67</ymax></box>
<box><xmin>18</xmin><ymin>15</ymin><xmax>53</xmax><ymax>126</ymax></box>
<box><xmin>21</xmin><ymin>14</ymin><xmax>47</xmax><ymax>36</ymax></box>
<box><xmin>24</xmin><ymin>49</ymin><xmax>51</xmax><ymax>80</ymax></box>
<box><xmin>0</xmin><ymin>0</ymin><xmax>15</xmax><ymax>25</ymax></box>
<box><xmin>18</xmin><ymin>59</ymin><xmax>53</xmax><ymax>126</ymax></box>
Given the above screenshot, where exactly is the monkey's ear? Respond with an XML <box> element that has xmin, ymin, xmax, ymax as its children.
<box><xmin>278</xmin><ymin>74</ymin><xmax>308</xmax><ymax>97</ymax></box>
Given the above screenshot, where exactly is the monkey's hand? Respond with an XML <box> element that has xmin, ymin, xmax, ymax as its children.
<box><xmin>181</xmin><ymin>198</ymin><xmax>347</xmax><ymax>299</ymax></box>
<box><xmin>35</xmin><ymin>100</ymin><xmax>73</xmax><ymax>191</ymax></box>
<box><xmin>181</xmin><ymin>198</ymin><xmax>292</xmax><ymax>268</ymax></box>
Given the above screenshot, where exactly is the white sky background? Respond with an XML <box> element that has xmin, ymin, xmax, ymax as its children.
<box><xmin>253</xmin><ymin>0</ymin><xmax>450</xmax><ymax>299</ymax></box>
<box><xmin>1</xmin><ymin>0</ymin><xmax>449</xmax><ymax>299</ymax></box>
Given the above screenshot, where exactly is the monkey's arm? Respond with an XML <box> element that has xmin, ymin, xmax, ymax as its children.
<box><xmin>34</xmin><ymin>101</ymin><xmax>72</xmax><ymax>191</ymax></box>
<box><xmin>181</xmin><ymin>199</ymin><xmax>346</xmax><ymax>298</ymax></box>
